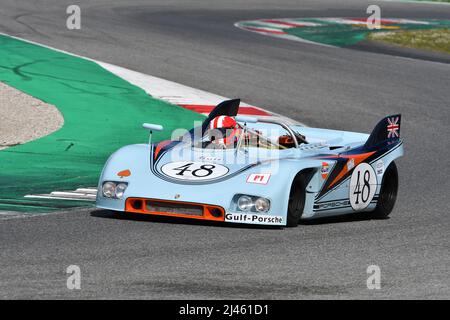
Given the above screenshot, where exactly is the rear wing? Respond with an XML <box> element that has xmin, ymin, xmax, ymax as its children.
<box><xmin>364</xmin><ymin>114</ymin><xmax>401</xmax><ymax>148</ymax></box>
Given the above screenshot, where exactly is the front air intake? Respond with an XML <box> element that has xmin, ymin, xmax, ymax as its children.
<box><xmin>146</xmin><ymin>200</ymin><xmax>203</xmax><ymax>216</ymax></box>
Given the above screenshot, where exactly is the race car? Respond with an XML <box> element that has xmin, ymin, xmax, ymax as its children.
<box><xmin>96</xmin><ymin>99</ymin><xmax>403</xmax><ymax>227</ymax></box>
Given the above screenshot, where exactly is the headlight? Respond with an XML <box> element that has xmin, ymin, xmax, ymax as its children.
<box><xmin>115</xmin><ymin>183</ymin><xmax>128</xmax><ymax>199</ymax></box>
<box><xmin>102</xmin><ymin>182</ymin><xmax>116</xmax><ymax>198</ymax></box>
<box><xmin>102</xmin><ymin>181</ymin><xmax>128</xmax><ymax>198</ymax></box>
<box><xmin>255</xmin><ymin>197</ymin><xmax>270</xmax><ymax>213</ymax></box>
<box><xmin>237</xmin><ymin>195</ymin><xmax>253</xmax><ymax>211</ymax></box>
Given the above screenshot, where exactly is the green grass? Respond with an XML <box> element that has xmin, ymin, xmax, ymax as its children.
<box><xmin>368</xmin><ymin>28</ymin><xmax>450</xmax><ymax>54</ymax></box>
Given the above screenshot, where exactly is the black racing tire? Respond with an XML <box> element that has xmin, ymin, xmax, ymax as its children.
<box><xmin>372</xmin><ymin>162</ymin><xmax>399</xmax><ymax>219</ymax></box>
<box><xmin>287</xmin><ymin>174</ymin><xmax>307</xmax><ymax>227</ymax></box>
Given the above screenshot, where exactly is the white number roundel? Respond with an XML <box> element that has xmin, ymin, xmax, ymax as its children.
<box><xmin>349</xmin><ymin>163</ymin><xmax>377</xmax><ymax>211</ymax></box>
<box><xmin>161</xmin><ymin>161</ymin><xmax>229</xmax><ymax>181</ymax></box>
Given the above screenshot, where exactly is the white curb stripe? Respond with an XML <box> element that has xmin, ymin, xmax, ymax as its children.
<box><xmin>235</xmin><ymin>17</ymin><xmax>440</xmax><ymax>48</ymax></box>
<box><xmin>25</xmin><ymin>188</ymin><xmax>98</xmax><ymax>201</ymax></box>
<box><xmin>234</xmin><ymin>22</ymin><xmax>332</xmax><ymax>47</ymax></box>
<box><xmin>245</xmin><ymin>21</ymin><xmax>288</xmax><ymax>29</ymax></box>
<box><xmin>24</xmin><ymin>195</ymin><xmax>95</xmax><ymax>201</ymax></box>
<box><xmin>278</xmin><ymin>19</ymin><xmax>322</xmax><ymax>26</ymax></box>
<box><xmin>240</xmin><ymin>26</ymin><xmax>287</xmax><ymax>34</ymax></box>
<box><xmin>319</xmin><ymin>18</ymin><xmax>365</xmax><ymax>25</ymax></box>
<box><xmin>386</xmin><ymin>18</ymin><xmax>430</xmax><ymax>24</ymax></box>
<box><xmin>96</xmin><ymin>62</ymin><xmax>251</xmax><ymax>107</ymax></box>
<box><xmin>260</xmin><ymin>19</ymin><xmax>321</xmax><ymax>28</ymax></box>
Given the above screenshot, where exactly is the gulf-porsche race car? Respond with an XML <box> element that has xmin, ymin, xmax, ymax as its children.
<box><xmin>96</xmin><ymin>99</ymin><xmax>403</xmax><ymax>227</ymax></box>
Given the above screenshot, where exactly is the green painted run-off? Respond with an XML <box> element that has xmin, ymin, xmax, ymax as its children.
<box><xmin>284</xmin><ymin>19</ymin><xmax>450</xmax><ymax>46</ymax></box>
<box><xmin>0</xmin><ymin>35</ymin><xmax>204</xmax><ymax>212</ymax></box>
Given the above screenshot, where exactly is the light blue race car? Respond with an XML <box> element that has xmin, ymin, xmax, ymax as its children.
<box><xmin>96</xmin><ymin>99</ymin><xmax>404</xmax><ymax>227</ymax></box>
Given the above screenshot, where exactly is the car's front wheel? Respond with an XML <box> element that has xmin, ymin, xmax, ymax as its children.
<box><xmin>287</xmin><ymin>174</ymin><xmax>307</xmax><ymax>227</ymax></box>
<box><xmin>372</xmin><ymin>161</ymin><xmax>399</xmax><ymax>219</ymax></box>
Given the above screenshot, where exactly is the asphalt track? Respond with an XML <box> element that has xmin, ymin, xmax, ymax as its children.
<box><xmin>0</xmin><ymin>0</ymin><xmax>449</xmax><ymax>299</ymax></box>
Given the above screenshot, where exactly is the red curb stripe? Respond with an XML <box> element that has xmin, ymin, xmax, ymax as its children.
<box><xmin>180</xmin><ymin>105</ymin><xmax>271</xmax><ymax>116</ymax></box>
<box><xmin>243</xmin><ymin>26</ymin><xmax>286</xmax><ymax>35</ymax></box>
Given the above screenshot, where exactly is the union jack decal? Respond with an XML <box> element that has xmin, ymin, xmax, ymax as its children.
<box><xmin>387</xmin><ymin>117</ymin><xmax>400</xmax><ymax>139</ymax></box>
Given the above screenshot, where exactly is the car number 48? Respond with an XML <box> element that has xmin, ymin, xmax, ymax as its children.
<box><xmin>161</xmin><ymin>161</ymin><xmax>229</xmax><ymax>181</ymax></box>
<box><xmin>349</xmin><ymin>163</ymin><xmax>377</xmax><ymax>210</ymax></box>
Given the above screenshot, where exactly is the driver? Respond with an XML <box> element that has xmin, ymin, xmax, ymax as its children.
<box><xmin>207</xmin><ymin>115</ymin><xmax>241</xmax><ymax>148</ymax></box>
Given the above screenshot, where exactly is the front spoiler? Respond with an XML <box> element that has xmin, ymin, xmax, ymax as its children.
<box><xmin>96</xmin><ymin>196</ymin><xmax>286</xmax><ymax>226</ymax></box>
<box><xmin>125</xmin><ymin>197</ymin><xmax>225</xmax><ymax>222</ymax></box>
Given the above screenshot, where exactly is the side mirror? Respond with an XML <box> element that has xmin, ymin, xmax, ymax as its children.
<box><xmin>142</xmin><ymin>123</ymin><xmax>163</xmax><ymax>145</ymax></box>
<box><xmin>142</xmin><ymin>123</ymin><xmax>163</xmax><ymax>131</ymax></box>
<box><xmin>235</xmin><ymin>116</ymin><xmax>258</xmax><ymax>124</ymax></box>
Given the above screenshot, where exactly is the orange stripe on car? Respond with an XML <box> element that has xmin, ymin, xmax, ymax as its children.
<box><xmin>153</xmin><ymin>140</ymin><xmax>173</xmax><ymax>160</ymax></box>
<box><xmin>328</xmin><ymin>151</ymin><xmax>375</xmax><ymax>188</ymax></box>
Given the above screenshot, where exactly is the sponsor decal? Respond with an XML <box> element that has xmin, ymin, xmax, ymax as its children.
<box><xmin>387</xmin><ymin>117</ymin><xmax>400</xmax><ymax>139</ymax></box>
<box><xmin>315</xmin><ymin>200</ymin><xmax>350</xmax><ymax>210</ymax></box>
<box><xmin>347</xmin><ymin>158</ymin><xmax>355</xmax><ymax>171</ymax></box>
<box><xmin>321</xmin><ymin>162</ymin><xmax>330</xmax><ymax>179</ymax></box>
<box><xmin>247</xmin><ymin>173</ymin><xmax>271</xmax><ymax>185</ymax></box>
<box><xmin>225</xmin><ymin>213</ymin><xmax>284</xmax><ymax>225</ymax></box>
<box><xmin>161</xmin><ymin>161</ymin><xmax>229</xmax><ymax>181</ymax></box>
<box><xmin>197</xmin><ymin>155</ymin><xmax>222</xmax><ymax>162</ymax></box>
<box><xmin>349</xmin><ymin>163</ymin><xmax>377</xmax><ymax>211</ymax></box>
<box><xmin>375</xmin><ymin>160</ymin><xmax>384</xmax><ymax>176</ymax></box>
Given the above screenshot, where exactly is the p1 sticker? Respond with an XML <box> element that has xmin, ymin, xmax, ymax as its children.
<box><xmin>247</xmin><ymin>173</ymin><xmax>271</xmax><ymax>185</ymax></box>
<box><xmin>349</xmin><ymin>163</ymin><xmax>377</xmax><ymax>210</ymax></box>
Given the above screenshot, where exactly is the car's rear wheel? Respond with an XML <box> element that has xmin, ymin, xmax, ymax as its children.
<box><xmin>372</xmin><ymin>162</ymin><xmax>398</xmax><ymax>219</ymax></box>
<box><xmin>287</xmin><ymin>174</ymin><xmax>307</xmax><ymax>227</ymax></box>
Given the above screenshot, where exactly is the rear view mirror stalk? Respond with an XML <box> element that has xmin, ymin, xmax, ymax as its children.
<box><xmin>142</xmin><ymin>123</ymin><xmax>163</xmax><ymax>146</ymax></box>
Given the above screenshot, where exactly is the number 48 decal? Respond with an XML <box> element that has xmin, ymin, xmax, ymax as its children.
<box><xmin>173</xmin><ymin>163</ymin><xmax>217</xmax><ymax>178</ymax></box>
<box><xmin>349</xmin><ymin>163</ymin><xmax>377</xmax><ymax>210</ymax></box>
<box><xmin>161</xmin><ymin>161</ymin><xmax>229</xmax><ymax>181</ymax></box>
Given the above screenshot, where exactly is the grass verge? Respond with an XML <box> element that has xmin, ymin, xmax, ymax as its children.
<box><xmin>368</xmin><ymin>28</ymin><xmax>450</xmax><ymax>54</ymax></box>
